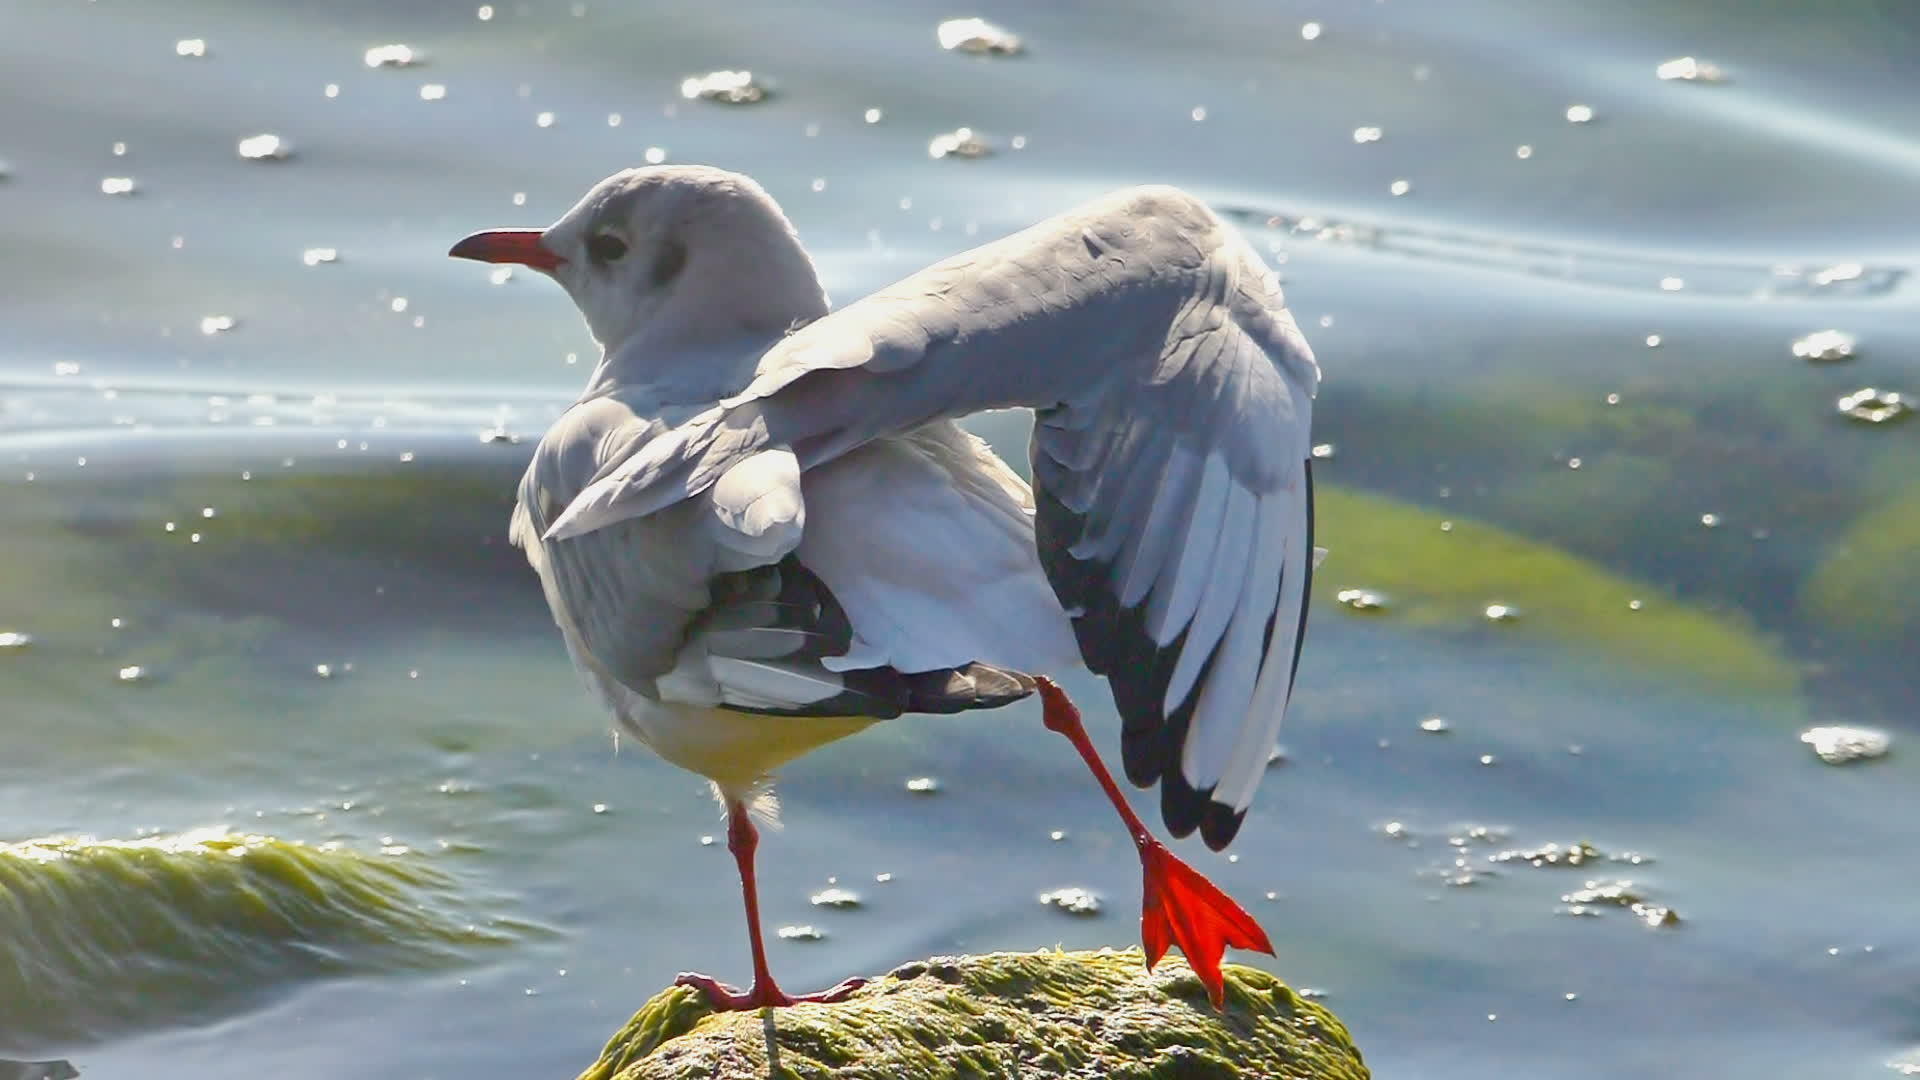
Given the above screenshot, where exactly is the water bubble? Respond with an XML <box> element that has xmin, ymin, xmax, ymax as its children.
<box><xmin>810</xmin><ymin>178</ymin><xmax>826</xmax><ymax>192</ymax></box>
<box><xmin>1811</xmin><ymin>262</ymin><xmax>1865</xmax><ymax>288</ymax></box>
<box><xmin>175</xmin><ymin>38</ymin><xmax>207</xmax><ymax>58</ymax></box>
<box><xmin>905</xmin><ymin>776</ymin><xmax>941</xmax><ymax>794</ymax></box>
<box><xmin>777</xmin><ymin>925</ymin><xmax>824</xmax><ymax>941</ymax></box>
<box><xmin>1792</xmin><ymin>329</ymin><xmax>1856</xmax><ymax>363</ymax></box>
<box><xmin>511</xmin><ymin>191</ymin><xmax>527</xmax><ymax>206</ymax></box>
<box><xmin>489</xmin><ymin>266</ymin><xmax>514</xmax><ymax>285</ymax></box>
<box><xmin>1419</xmin><ymin>716</ymin><xmax>1451</xmax><ymax>734</ymax></box>
<box><xmin>1645</xmin><ymin>334</ymin><xmax>1663</xmax><ymax>347</ymax></box>
<box><xmin>302</xmin><ymin>247</ymin><xmax>338</xmax><ymax>266</ymax></box>
<box><xmin>680</xmin><ymin>70</ymin><xmax>767</xmax><ymax>104</ymax></box>
<box><xmin>1301</xmin><ymin>21</ymin><xmax>1322</xmax><ymax>41</ymax></box>
<box><xmin>53</xmin><ymin>361</ymin><xmax>80</xmax><ymax>376</ymax></box>
<box><xmin>936</xmin><ymin>17</ymin><xmax>1022</xmax><ymax>55</ymax></box>
<box><xmin>1479</xmin><ymin>754</ymin><xmax>1498</xmax><ymax>766</ymax></box>
<box><xmin>864</xmin><ymin>107</ymin><xmax>883</xmax><ymax>124</ymax></box>
<box><xmin>389</xmin><ymin>297</ymin><xmax>409</xmax><ymax>313</ymax></box>
<box><xmin>1515</xmin><ymin>144</ymin><xmax>1534</xmax><ymax>159</ymax></box>
<box><xmin>1699</xmin><ymin>513</ymin><xmax>1721</xmax><ymax>527</ymax></box>
<box><xmin>644</xmin><ymin>146</ymin><xmax>667</xmax><ymax>165</ymax></box>
<box><xmin>1352</xmin><ymin>126</ymin><xmax>1383</xmax><ymax>144</ymax></box>
<box><xmin>534</xmin><ymin>111</ymin><xmax>555</xmax><ymax>128</ymax></box>
<box><xmin>1190</xmin><ymin>105</ymin><xmax>1208</xmax><ymax>122</ymax></box>
<box><xmin>699</xmin><ymin>834</ymin><xmax>716</xmax><ymax>847</ymax></box>
<box><xmin>0</xmin><ymin>631</ymin><xmax>35</xmax><ymax>651</ymax></box>
<box><xmin>477</xmin><ymin>4</ymin><xmax>494</xmax><ymax>19</ymax></box>
<box><xmin>1800</xmin><ymin>725</ymin><xmax>1891</xmax><ymax>765</ymax></box>
<box><xmin>117</xmin><ymin>665</ymin><xmax>149</xmax><ymax>683</ymax></box>
<box><xmin>101</xmin><ymin>177</ymin><xmax>136</xmax><ymax>196</ymax></box>
<box><xmin>324</xmin><ymin>83</ymin><xmax>340</xmax><ymax>98</ymax></box>
<box><xmin>875</xmin><ymin>872</ymin><xmax>893</xmax><ymax>882</ymax></box>
<box><xmin>236</xmin><ymin>134</ymin><xmax>292</xmax><ymax>161</ymax></box>
<box><xmin>1311</xmin><ymin>443</ymin><xmax>1336</xmax><ymax>459</ymax></box>
<box><xmin>1483</xmin><ymin>603</ymin><xmax>1520</xmax><ymax>622</ymax></box>
<box><xmin>1038</xmin><ymin>887</ymin><xmax>1101</xmax><ymax>916</ymax></box>
<box><xmin>1565</xmin><ymin>104</ymin><xmax>1595</xmax><ymax>123</ymax></box>
<box><xmin>419</xmin><ymin>83</ymin><xmax>447</xmax><ymax>101</ymax></box>
<box><xmin>199</xmin><ymin>315</ymin><xmax>236</xmax><ymax>335</ymax></box>
<box><xmin>314</xmin><ymin>663</ymin><xmax>335</xmax><ymax>678</ymax></box>
<box><xmin>1837</xmin><ymin>388</ymin><xmax>1909</xmax><ymax>424</ymax></box>
<box><xmin>809</xmin><ymin>887</ymin><xmax>861</xmax><ymax>909</ymax></box>
<box><xmin>364</xmin><ymin>44</ymin><xmax>421</xmax><ymax>68</ymax></box>
<box><xmin>111</xmin><ymin>141</ymin><xmax>127</xmax><ymax>156</ymax></box>
<box><xmin>1628</xmin><ymin>599</ymin><xmax>1644</xmax><ymax>611</ymax></box>
<box><xmin>606</xmin><ymin>112</ymin><xmax>621</xmax><ymax>126</ymax></box>
<box><xmin>928</xmin><ymin>127</ymin><xmax>991</xmax><ymax>160</ymax></box>
<box><xmin>1389</xmin><ymin>179</ymin><xmax>1411</xmax><ymax>196</ymax></box>
<box><xmin>1049</xmin><ymin>829</ymin><xmax>1067</xmax><ymax>841</ymax></box>
<box><xmin>1490</xmin><ymin>841</ymin><xmax>1604</xmax><ymax>868</ymax></box>
<box><xmin>1336</xmin><ymin>588</ymin><xmax>1388</xmax><ymax>612</ymax></box>
<box><xmin>1657</xmin><ymin>56</ymin><xmax>1725</xmax><ymax>83</ymax></box>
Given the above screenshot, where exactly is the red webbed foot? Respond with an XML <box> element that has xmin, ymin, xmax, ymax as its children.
<box><xmin>1138</xmin><ymin>837</ymin><xmax>1274</xmax><ymax>1008</ymax></box>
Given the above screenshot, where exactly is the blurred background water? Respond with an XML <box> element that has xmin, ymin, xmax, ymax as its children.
<box><xmin>3</xmin><ymin>0</ymin><xmax>1918</xmax><ymax>1077</ymax></box>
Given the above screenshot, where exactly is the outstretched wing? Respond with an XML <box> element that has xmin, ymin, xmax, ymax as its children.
<box><xmin>543</xmin><ymin>185</ymin><xmax>1319</xmax><ymax>849</ymax></box>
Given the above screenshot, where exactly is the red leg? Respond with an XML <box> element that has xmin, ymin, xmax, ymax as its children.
<box><xmin>674</xmin><ymin>801</ymin><xmax>866</xmax><ymax>1011</ymax></box>
<box><xmin>1035</xmin><ymin>677</ymin><xmax>1273</xmax><ymax>1009</ymax></box>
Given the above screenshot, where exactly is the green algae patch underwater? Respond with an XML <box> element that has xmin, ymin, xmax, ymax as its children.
<box><xmin>1800</xmin><ymin>478</ymin><xmax>1920</xmax><ymax>650</ymax></box>
<box><xmin>576</xmin><ymin>949</ymin><xmax>1368</xmax><ymax>1080</ymax></box>
<box><xmin>1314</xmin><ymin>486</ymin><xmax>1796</xmax><ymax>696</ymax></box>
<box><xmin>0</xmin><ymin>828</ymin><xmax>529</xmax><ymax>1049</ymax></box>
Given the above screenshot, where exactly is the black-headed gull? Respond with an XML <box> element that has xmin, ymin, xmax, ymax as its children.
<box><xmin>449</xmin><ymin>165</ymin><xmax>1319</xmax><ymax>1010</ymax></box>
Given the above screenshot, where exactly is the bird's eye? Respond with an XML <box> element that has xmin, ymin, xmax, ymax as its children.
<box><xmin>586</xmin><ymin>231</ymin><xmax>628</xmax><ymax>264</ymax></box>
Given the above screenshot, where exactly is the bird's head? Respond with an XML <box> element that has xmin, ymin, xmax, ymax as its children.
<box><xmin>450</xmin><ymin>164</ymin><xmax>827</xmax><ymax>356</ymax></box>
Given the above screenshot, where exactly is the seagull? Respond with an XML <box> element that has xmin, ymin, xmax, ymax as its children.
<box><xmin>448</xmin><ymin>165</ymin><xmax>1319</xmax><ymax>1011</ymax></box>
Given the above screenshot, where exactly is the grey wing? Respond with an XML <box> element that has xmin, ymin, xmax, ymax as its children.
<box><xmin>541</xmin><ymin>185</ymin><xmax>1319</xmax><ymax>849</ymax></box>
<box><xmin>514</xmin><ymin>403</ymin><xmax>1034</xmax><ymax>721</ymax></box>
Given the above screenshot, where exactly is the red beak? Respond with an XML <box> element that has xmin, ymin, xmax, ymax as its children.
<box><xmin>447</xmin><ymin>229</ymin><xmax>565</xmax><ymax>271</ymax></box>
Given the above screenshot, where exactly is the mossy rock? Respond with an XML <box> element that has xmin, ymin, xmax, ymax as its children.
<box><xmin>0</xmin><ymin>829</ymin><xmax>529</xmax><ymax>1048</ymax></box>
<box><xmin>578</xmin><ymin>949</ymin><xmax>1367</xmax><ymax>1080</ymax></box>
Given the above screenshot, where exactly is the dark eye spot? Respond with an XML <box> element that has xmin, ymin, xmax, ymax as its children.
<box><xmin>649</xmin><ymin>238</ymin><xmax>688</xmax><ymax>288</ymax></box>
<box><xmin>586</xmin><ymin>232</ymin><xmax>628</xmax><ymax>264</ymax></box>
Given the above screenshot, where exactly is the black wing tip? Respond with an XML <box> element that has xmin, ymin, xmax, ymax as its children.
<box><xmin>903</xmin><ymin>662</ymin><xmax>1036</xmax><ymax>715</ymax></box>
<box><xmin>1160</xmin><ymin>770</ymin><xmax>1246</xmax><ymax>850</ymax></box>
<box><xmin>1160</xmin><ymin>770</ymin><xmax>1208</xmax><ymax>839</ymax></box>
<box><xmin>1199</xmin><ymin>799</ymin><xmax>1247</xmax><ymax>851</ymax></box>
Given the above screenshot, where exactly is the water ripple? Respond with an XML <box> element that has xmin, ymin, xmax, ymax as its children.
<box><xmin>1219</xmin><ymin>204</ymin><xmax>1910</xmax><ymax>300</ymax></box>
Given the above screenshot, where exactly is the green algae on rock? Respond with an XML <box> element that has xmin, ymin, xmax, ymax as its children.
<box><xmin>0</xmin><ymin>828</ymin><xmax>528</xmax><ymax>1049</ymax></box>
<box><xmin>576</xmin><ymin>949</ymin><xmax>1369</xmax><ymax>1080</ymax></box>
<box><xmin>1314</xmin><ymin>486</ymin><xmax>1796</xmax><ymax>696</ymax></box>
